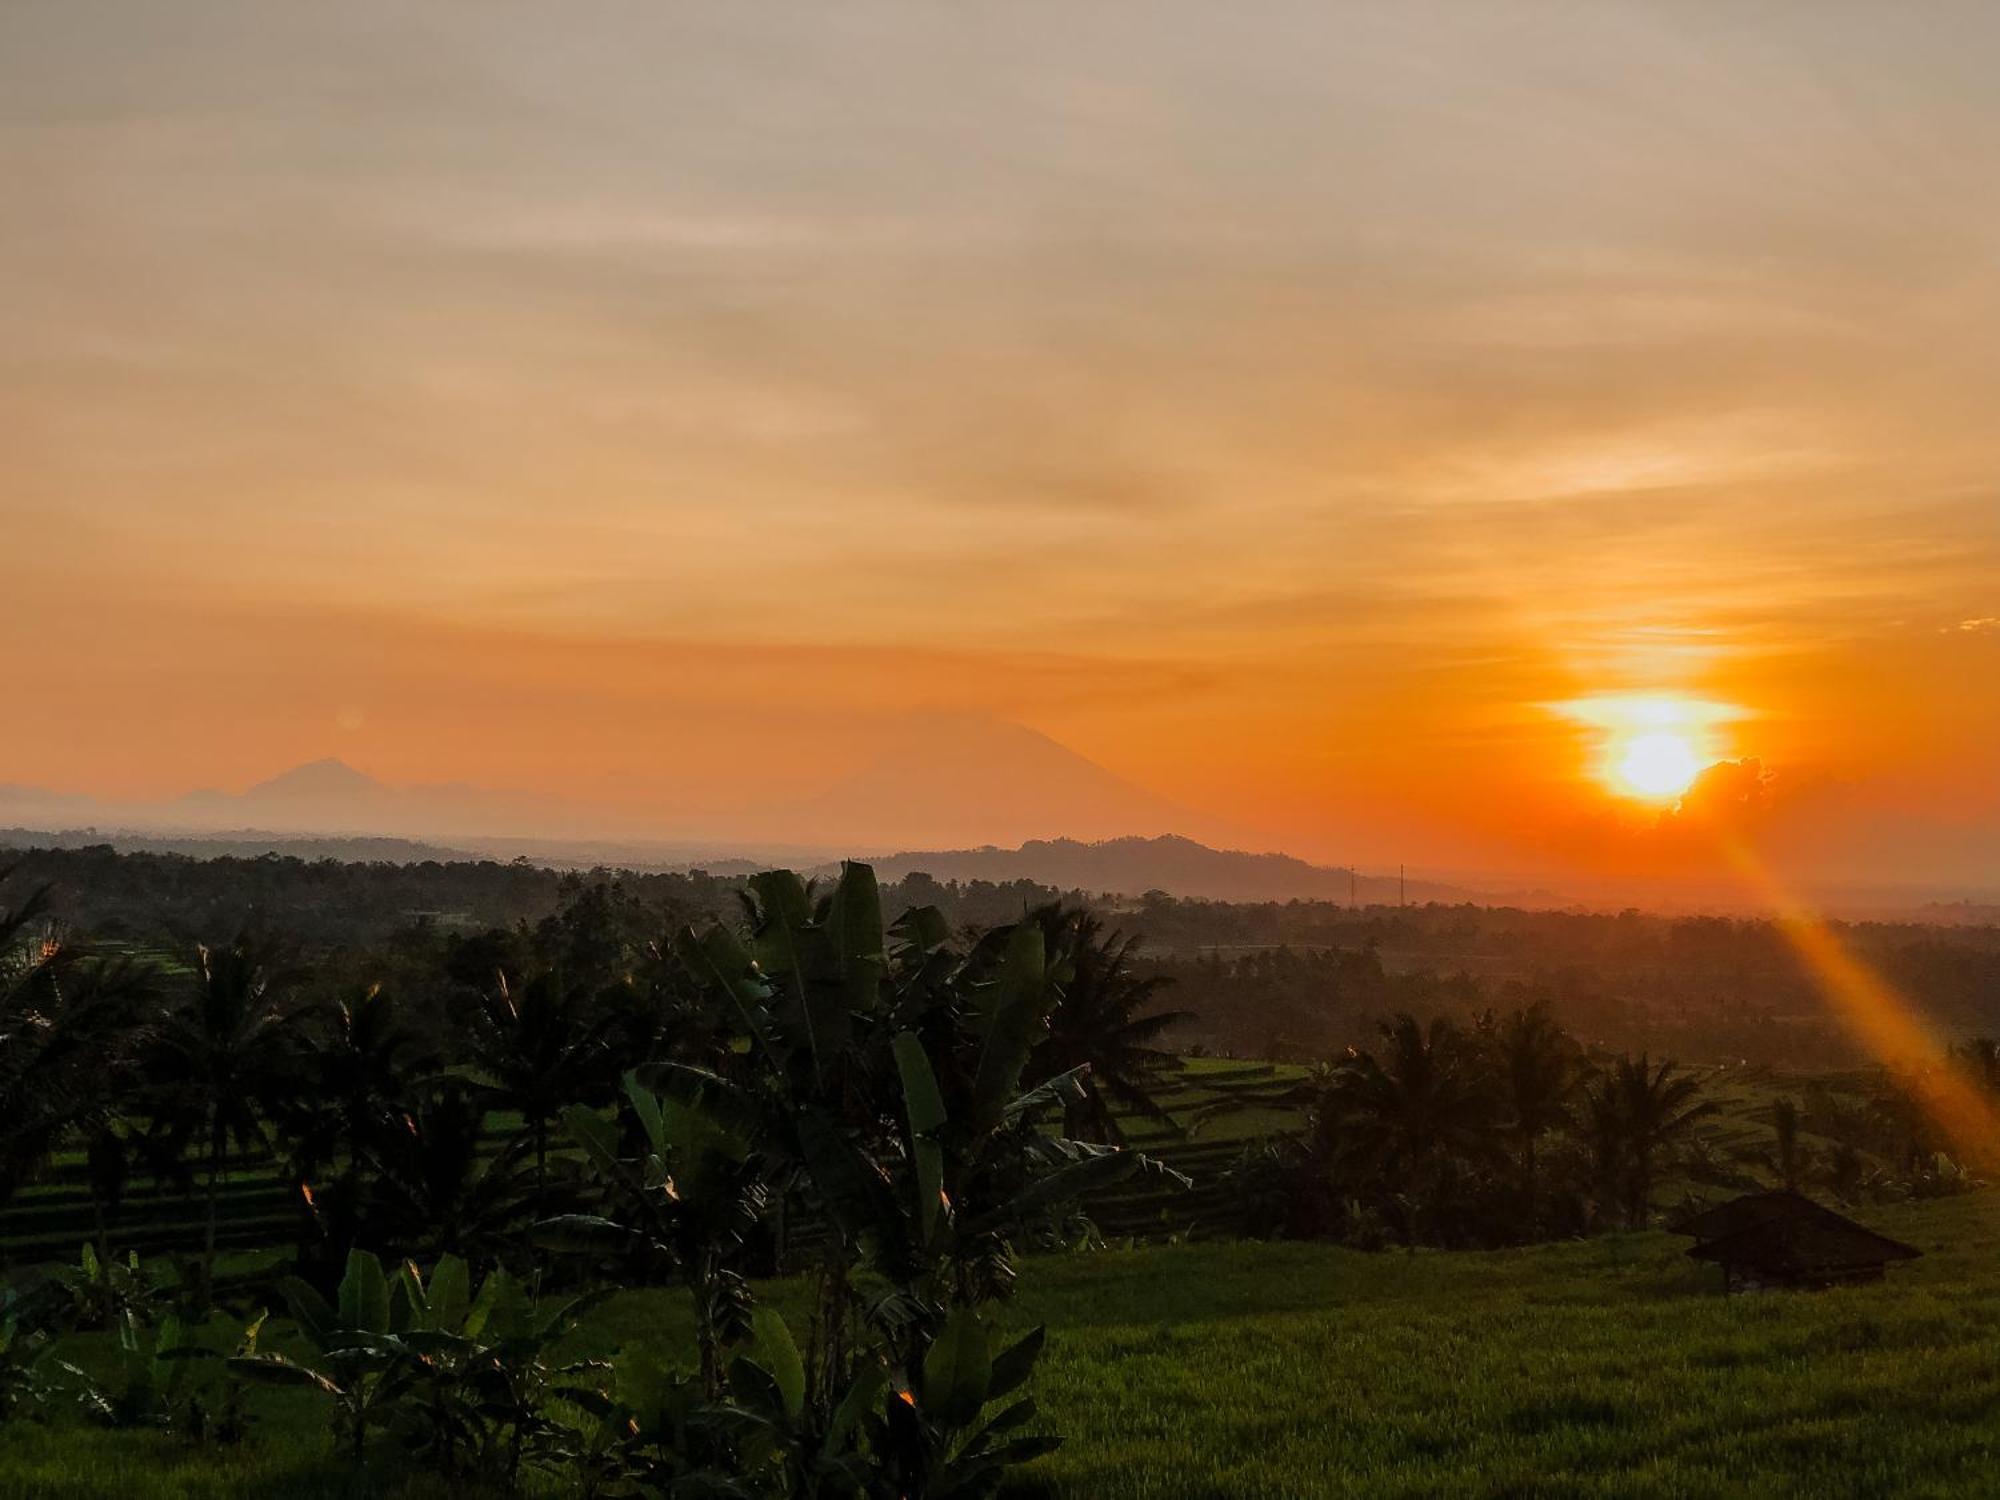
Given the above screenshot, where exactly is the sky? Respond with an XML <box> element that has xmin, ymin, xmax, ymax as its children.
<box><xmin>5</xmin><ymin>2</ymin><xmax>1998</xmax><ymax>889</ymax></box>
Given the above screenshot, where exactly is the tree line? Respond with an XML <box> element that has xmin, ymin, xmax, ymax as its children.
<box><xmin>1231</xmin><ymin>1005</ymin><xmax>1994</xmax><ymax>1251</ymax></box>
<box><xmin>1149</xmin><ymin>945</ymin><xmax>1871</xmax><ymax>1070</ymax></box>
<box><xmin>9</xmin><ymin>838</ymin><xmax>1994</xmax><ymax>1073</ymax></box>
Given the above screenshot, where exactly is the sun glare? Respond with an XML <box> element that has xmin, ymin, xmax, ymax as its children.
<box><xmin>1548</xmin><ymin>693</ymin><xmax>1745</xmax><ymax>804</ymax></box>
<box><xmin>1612</xmin><ymin>731</ymin><xmax>1700</xmax><ymax>800</ymax></box>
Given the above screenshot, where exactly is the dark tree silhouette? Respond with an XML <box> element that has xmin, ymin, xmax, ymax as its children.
<box><xmin>145</xmin><ymin>940</ymin><xmax>302</xmax><ymax>1296</ymax></box>
<box><xmin>1584</xmin><ymin>1054</ymin><xmax>1716</xmax><ymax>1229</ymax></box>
<box><xmin>275</xmin><ymin>984</ymin><xmax>439</xmax><ymax>1264</ymax></box>
<box><xmin>1334</xmin><ymin>1014</ymin><xmax>1496</xmax><ymax>1180</ymax></box>
<box><xmin>1491</xmin><ymin>1004</ymin><xmax>1581</xmax><ymax>1200</ymax></box>
<box><xmin>1025</xmin><ymin>904</ymin><xmax>1191</xmax><ymax>1143</ymax></box>
<box><xmin>363</xmin><ymin>1080</ymin><xmax>543</xmax><ymax>1271</ymax></box>
<box><xmin>467</xmin><ymin>970</ymin><xmax>619</xmax><ymax>1213</ymax></box>
<box><xmin>0</xmin><ymin>884</ymin><xmax>153</xmax><ymax>1209</ymax></box>
<box><xmin>293</xmin><ymin>985</ymin><xmax>438</xmax><ymax>1181</ymax></box>
<box><xmin>1769</xmin><ymin>1095</ymin><xmax>1806</xmax><ymax>1192</ymax></box>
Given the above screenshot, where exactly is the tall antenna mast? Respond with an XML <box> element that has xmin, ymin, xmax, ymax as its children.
<box><xmin>1399</xmin><ymin>863</ymin><xmax>1406</xmax><ymax>908</ymax></box>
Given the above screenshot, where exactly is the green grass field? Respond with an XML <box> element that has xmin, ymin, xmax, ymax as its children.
<box><xmin>3</xmin><ymin>1191</ymin><xmax>1994</xmax><ymax>1498</ymax></box>
<box><xmin>1020</xmin><ymin>1195</ymin><xmax>2000</xmax><ymax>1500</ymax></box>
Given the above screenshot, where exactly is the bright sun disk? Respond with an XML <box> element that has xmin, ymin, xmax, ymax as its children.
<box><xmin>1548</xmin><ymin>692</ymin><xmax>1743</xmax><ymax>804</ymax></box>
<box><xmin>1612</xmin><ymin>731</ymin><xmax>1701</xmax><ymax>800</ymax></box>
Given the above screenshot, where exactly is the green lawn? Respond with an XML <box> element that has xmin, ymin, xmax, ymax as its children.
<box><xmin>4</xmin><ymin>1193</ymin><xmax>1995</xmax><ymax>1498</ymax></box>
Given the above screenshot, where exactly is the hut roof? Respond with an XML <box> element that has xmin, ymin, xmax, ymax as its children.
<box><xmin>1686</xmin><ymin>1213</ymin><xmax>1920</xmax><ymax>1276</ymax></box>
<box><xmin>1671</xmin><ymin>1189</ymin><xmax>1850</xmax><ymax>1243</ymax></box>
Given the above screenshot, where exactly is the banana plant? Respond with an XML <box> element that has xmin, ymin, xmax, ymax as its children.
<box><xmin>386</xmin><ymin>1255</ymin><xmax>607</xmax><ymax>1487</ymax></box>
<box><xmin>872</xmin><ymin>1307</ymin><xmax>1057</xmax><ymax>1500</ymax></box>
<box><xmin>232</xmin><ymin>1248</ymin><xmax>601</xmax><ymax>1482</ymax></box>
<box><xmin>660</xmin><ymin>867</ymin><xmax>1157</xmax><ymax>1277</ymax></box>
<box><xmin>888</xmin><ymin>1018</ymin><xmax>1181</xmax><ymax>1298</ymax></box>
<box><xmin>64</xmin><ymin>1306</ymin><xmax>230</xmax><ymax>1438</ymax></box>
<box><xmin>651</xmin><ymin>862</ymin><xmax>1185</xmax><ymax>1497</ymax></box>
<box><xmin>526</xmin><ymin>863</ymin><xmax>1190</xmax><ymax>1498</ymax></box>
<box><xmin>51</xmin><ymin>1242</ymin><xmax>163</xmax><ymax>1332</ymax></box>
<box><xmin>569</xmin><ymin>1347</ymin><xmax>759</xmax><ymax>1498</ymax></box>
<box><xmin>567</xmin><ymin>1302</ymin><xmax>889</xmax><ymax>1499</ymax></box>
<box><xmin>0</xmin><ymin>1293</ymin><xmax>56</xmax><ymax>1423</ymax></box>
<box><xmin>722</xmin><ymin>1307</ymin><xmax>886</xmax><ymax>1499</ymax></box>
<box><xmin>229</xmin><ymin>1248</ymin><xmax>408</xmax><ymax>1466</ymax></box>
<box><xmin>539</xmin><ymin>1071</ymin><xmax>767</xmax><ymax>1399</ymax></box>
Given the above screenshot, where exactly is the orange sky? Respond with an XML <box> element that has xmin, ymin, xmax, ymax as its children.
<box><xmin>5</xmin><ymin>3</ymin><xmax>1998</xmax><ymax>889</ymax></box>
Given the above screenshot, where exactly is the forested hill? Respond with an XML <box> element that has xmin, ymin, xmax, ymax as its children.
<box><xmin>845</xmin><ymin>833</ymin><xmax>1493</xmax><ymax>904</ymax></box>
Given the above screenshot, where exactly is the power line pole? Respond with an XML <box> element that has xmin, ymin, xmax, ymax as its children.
<box><xmin>1399</xmin><ymin>863</ymin><xmax>1406</xmax><ymax>908</ymax></box>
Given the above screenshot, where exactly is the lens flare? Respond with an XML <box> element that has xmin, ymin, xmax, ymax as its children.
<box><xmin>1714</xmin><ymin>832</ymin><xmax>2000</xmax><ymax>1162</ymax></box>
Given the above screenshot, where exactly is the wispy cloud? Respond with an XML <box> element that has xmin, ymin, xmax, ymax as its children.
<box><xmin>4</xmin><ymin>1</ymin><xmax>2000</xmax><ymax>874</ymax></box>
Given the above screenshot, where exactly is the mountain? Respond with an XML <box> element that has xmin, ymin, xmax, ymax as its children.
<box><xmin>841</xmin><ymin>834</ymin><xmax>1488</xmax><ymax>904</ymax></box>
<box><xmin>5</xmin><ymin>758</ymin><xmax>608</xmax><ymax>843</ymax></box>
<box><xmin>173</xmin><ymin>757</ymin><xmax>398</xmax><ymax>827</ymax></box>
<box><xmin>248</xmin><ymin>758</ymin><xmax>381</xmax><ymax>801</ymax></box>
<box><xmin>772</xmin><ymin>716</ymin><xmax>1214</xmax><ymax>850</ymax></box>
<box><xmin>0</xmin><ymin>785</ymin><xmax>103</xmax><ymax>834</ymax></box>
<box><xmin>0</xmin><ymin>717</ymin><xmax>1221</xmax><ymax>856</ymax></box>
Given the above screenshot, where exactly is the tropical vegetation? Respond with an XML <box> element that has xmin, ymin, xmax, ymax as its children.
<box><xmin>0</xmin><ymin>850</ymin><xmax>1994</xmax><ymax>1496</ymax></box>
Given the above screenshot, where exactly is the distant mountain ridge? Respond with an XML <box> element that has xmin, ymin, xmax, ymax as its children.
<box><xmin>165</xmin><ymin>757</ymin><xmax>576</xmax><ymax>838</ymax></box>
<box><xmin>0</xmin><ymin>819</ymin><xmax>1486</xmax><ymax>907</ymax></box>
<box><xmin>839</xmin><ymin>834</ymin><xmax>1485</xmax><ymax>905</ymax></box>
<box><xmin>0</xmin><ymin>748</ymin><xmax>1492</xmax><ymax>905</ymax></box>
<box><xmin>0</xmin><ymin>716</ymin><xmax>1226</xmax><ymax>853</ymax></box>
<box><xmin>775</xmin><ymin>716</ymin><xmax>1218</xmax><ymax>849</ymax></box>
<box><xmin>0</xmin><ymin>826</ymin><xmax>477</xmax><ymax>864</ymax></box>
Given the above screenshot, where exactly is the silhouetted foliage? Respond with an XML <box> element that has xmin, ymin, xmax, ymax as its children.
<box><xmin>1025</xmin><ymin>903</ymin><xmax>1190</xmax><ymax>1143</ymax></box>
<box><xmin>3</xmin><ymin>840</ymin><xmax>1996</xmax><ymax>1493</ymax></box>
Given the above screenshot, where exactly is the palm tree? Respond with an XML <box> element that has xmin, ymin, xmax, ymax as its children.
<box><xmin>1025</xmin><ymin>904</ymin><xmax>1192</xmax><ymax>1144</ymax></box>
<box><xmin>0</xmin><ymin>883</ymin><xmax>152</xmax><ymax>1209</ymax></box>
<box><xmin>1335</xmin><ymin>1014</ymin><xmax>1496</xmax><ymax>1181</ymax></box>
<box><xmin>467</xmin><ymin>969</ymin><xmax>619</xmax><ymax>1212</ymax></box>
<box><xmin>286</xmin><ymin>985</ymin><xmax>437</xmax><ymax>1186</ymax></box>
<box><xmin>271</xmin><ymin>984</ymin><xmax>439</xmax><ymax>1265</ymax></box>
<box><xmin>363</xmin><ymin>1080</ymin><xmax>544</xmax><ymax>1272</ymax></box>
<box><xmin>1491</xmin><ymin>1005</ymin><xmax>1580</xmax><ymax>1200</ymax></box>
<box><xmin>145</xmin><ymin>940</ymin><xmax>302</xmax><ymax>1298</ymax></box>
<box><xmin>1583</xmin><ymin>1054</ymin><xmax>1716</xmax><ymax>1229</ymax></box>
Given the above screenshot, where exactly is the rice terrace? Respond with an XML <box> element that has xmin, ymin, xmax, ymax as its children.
<box><xmin>7</xmin><ymin>2</ymin><xmax>2000</xmax><ymax>1496</ymax></box>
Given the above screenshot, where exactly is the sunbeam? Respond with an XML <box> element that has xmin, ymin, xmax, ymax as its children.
<box><xmin>1715</xmin><ymin>832</ymin><xmax>1999</xmax><ymax>1162</ymax></box>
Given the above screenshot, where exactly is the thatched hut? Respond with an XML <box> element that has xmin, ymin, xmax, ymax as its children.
<box><xmin>1674</xmin><ymin>1190</ymin><xmax>1920</xmax><ymax>1292</ymax></box>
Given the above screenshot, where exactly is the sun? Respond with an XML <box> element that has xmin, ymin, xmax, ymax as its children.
<box><xmin>1548</xmin><ymin>692</ymin><xmax>1744</xmax><ymax>804</ymax></box>
<box><xmin>1611</xmin><ymin>731</ymin><xmax>1701</xmax><ymax>800</ymax></box>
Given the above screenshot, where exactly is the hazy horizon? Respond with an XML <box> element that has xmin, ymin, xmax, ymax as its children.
<box><xmin>5</xmin><ymin>736</ymin><xmax>1996</xmax><ymax>915</ymax></box>
<box><xmin>8</xmin><ymin>2</ymin><xmax>1999</xmax><ymax>899</ymax></box>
